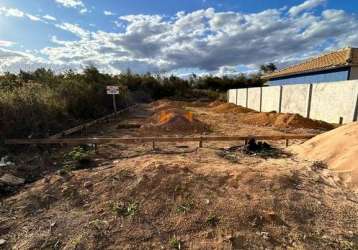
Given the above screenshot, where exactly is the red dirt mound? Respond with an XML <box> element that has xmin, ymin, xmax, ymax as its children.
<box><xmin>292</xmin><ymin>122</ymin><xmax>358</xmax><ymax>190</ymax></box>
<box><xmin>142</xmin><ymin>108</ymin><xmax>209</xmax><ymax>134</ymax></box>
<box><xmin>240</xmin><ymin>112</ymin><xmax>334</xmax><ymax>130</ymax></box>
<box><xmin>212</xmin><ymin>103</ymin><xmax>255</xmax><ymax>113</ymax></box>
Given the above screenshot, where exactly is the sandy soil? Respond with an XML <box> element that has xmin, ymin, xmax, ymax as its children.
<box><xmin>292</xmin><ymin>122</ymin><xmax>358</xmax><ymax>191</ymax></box>
<box><xmin>0</xmin><ymin>100</ymin><xmax>357</xmax><ymax>249</ymax></box>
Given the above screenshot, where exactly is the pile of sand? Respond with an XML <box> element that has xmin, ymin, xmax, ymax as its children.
<box><xmin>240</xmin><ymin>112</ymin><xmax>334</xmax><ymax>130</ymax></box>
<box><xmin>208</xmin><ymin>100</ymin><xmax>224</xmax><ymax>107</ymax></box>
<box><xmin>292</xmin><ymin>122</ymin><xmax>358</xmax><ymax>190</ymax></box>
<box><xmin>142</xmin><ymin>108</ymin><xmax>209</xmax><ymax>134</ymax></box>
<box><xmin>211</xmin><ymin>103</ymin><xmax>255</xmax><ymax>113</ymax></box>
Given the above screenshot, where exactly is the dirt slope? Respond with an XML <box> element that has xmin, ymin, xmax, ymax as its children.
<box><xmin>1</xmin><ymin>150</ymin><xmax>357</xmax><ymax>249</ymax></box>
<box><xmin>292</xmin><ymin>122</ymin><xmax>358</xmax><ymax>190</ymax></box>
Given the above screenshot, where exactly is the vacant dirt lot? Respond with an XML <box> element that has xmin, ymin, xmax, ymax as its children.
<box><xmin>0</xmin><ymin>100</ymin><xmax>357</xmax><ymax>249</ymax></box>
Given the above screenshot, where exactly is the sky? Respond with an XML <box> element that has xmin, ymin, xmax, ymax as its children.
<box><xmin>0</xmin><ymin>0</ymin><xmax>358</xmax><ymax>76</ymax></box>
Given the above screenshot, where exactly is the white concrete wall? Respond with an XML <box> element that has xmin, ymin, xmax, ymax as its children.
<box><xmin>237</xmin><ymin>89</ymin><xmax>247</xmax><ymax>107</ymax></box>
<box><xmin>310</xmin><ymin>81</ymin><xmax>358</xmax><ymax>123</ymax></box>
<box><xmin>228</xmin><ymin>89</ymin><xmax>236</xmax><ymax>104</ymax></box>
<box><xmin>261</xmin><ymin>86</ymin><xmax>281</xmax><ymax>112</ymax></box>
<box><xmin>247</xmin><ymin>87</ymin><xmax>261</xmax><ymax>111</ymax></box>
<box><xmin>281</xmin><ymin>84</ymin><xmax>310</xmax><ymax>117</ymax></box>
<box><xmin>227</xmin><ymin>80</ymin><xmax>358</xmax><ymax>123</ymax></box>
<box><xmin>349</xmin><ymin>66</ymin><xmax>358</xmax><ymax>80</ymax></box>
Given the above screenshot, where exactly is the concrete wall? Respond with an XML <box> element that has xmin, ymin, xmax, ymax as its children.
<box><xmin>228</xmin><ymin>89</ymin><xmax>236</xmax><ymax>104</ymax></box>
<box><xmin>261</xmin><ymin>86</ymin><xmax>281</xmax><ymax>112</ymax></box>
<box><xmin>227</xmin><ymin>80</ymin><xmax>358</xmax><ymax>124</ymax></box>
<box><xmin>350</xmin><ymin>66</ymin><xmax>358</xmax><ymax>80</ymax></box>
<box><xmin>281</xmin><ymin>84</ymin><xmax>310</xmax><ymax>117</ymax></box>
<box><xmin>310</xmin><ymin>81</ymin><xmax>358</xmax><ymax>123</ymax></box>
<box><xmin>247</xmin><ymin>87</ymin><xmax>261</xmax><ymax>111</ymax></box>
<box><xmin>237</xmin><ymin>89</ymin><xmax>247</xmax><ymax>107</ymax></box>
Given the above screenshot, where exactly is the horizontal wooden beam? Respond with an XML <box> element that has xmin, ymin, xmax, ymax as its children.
<box><xmin>5</xmin><ymin>134</ymin><xmax>315</xmax><ymax>145</ymax></box>
<box><xmin>49</xmin><ymin>104</ymin><xmax>138</xmax><ymax>139</ymax></box>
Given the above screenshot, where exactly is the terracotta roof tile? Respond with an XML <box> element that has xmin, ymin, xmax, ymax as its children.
<box><xmin>263</xmin><ymin>47</ymin><xmax>358</xmax><ymax>79</ymax></box>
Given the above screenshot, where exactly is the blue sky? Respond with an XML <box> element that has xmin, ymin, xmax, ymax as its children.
<box><xmin>1</xmin><ymin>0</ymin><xmax>358</xmax><ymax>75</ymax></box>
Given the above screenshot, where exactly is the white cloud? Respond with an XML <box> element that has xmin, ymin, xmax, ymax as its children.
<box><xmin>0</xmin><ymin>6</ymin><xmax>46</xmax><ymax>22</ymax></box>
<box><xmin>55</xmin><ymin>22</ymin><xmax>90</xmax><ymax>38</ymax></box>
<box><xmin>55</xmin><ymin>0</ymin><xmax>84</xmax><ymax>8</ymax></box>
<box><xmin>43</xmin><ymin>14</ymin><xmax>57</xmax><ymax>21</ymax></box>
<box><xmin>0</xmin><ymin>7</ymin><xmax>24</xmax><ymax>17</ymax></box>
<box><xmin>104</xmin><ymin>10</ymin><xmax>115</xmax><ymax>16</ymax></box>
<box><xmin>0</xmin><ymin>40</ymin><xmax>15</xmax><ymax>47</ymax></box>
<box><xmin>2</xmin><ymin>1</ymin><xmax>358</xmax><ymax>75</ymax></box>
<box><xmin>26</xmin><ymin>14</ymin><xmax>41</xmax><ymax>22</ymax></box>
<box><xmin>289</xmin><ymin>0</ymin><xmax>325</xmax><ymax>16</ymax></box>
<box><xmin>55</xmin><ymin>0</ymin><xmax>87</xmax><ymax>14</ymax></box>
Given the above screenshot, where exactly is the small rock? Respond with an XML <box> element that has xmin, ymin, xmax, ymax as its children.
<box><xmin>204</xmin><ymin>199</ymin><xmax>210</xmax><ymax>205</ymax></box>
<box><xmin>0</xmin><ymin>239</ymin><xmax>6</xmax><ymax>245</ymax></box>
<box><xmin>83</xmin><ymin>181</ymin><xmax>93</xmax><ymax>189</ymax></box>
<box><xmin>0</xmin><ymin>156</ymin><xmax>14</xmax><ymax>167</ymax></box>
<box><xmin>260</xmin><ymin>232</ymin><xmax>270</xmax><ymax>240</ymax></box>
<box><xmin>0</xmin><ymin>174</ymin><xmax>25</xmax><ymax>186</ymax></box>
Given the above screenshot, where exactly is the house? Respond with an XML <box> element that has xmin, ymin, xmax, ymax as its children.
<box><xmin>262</xmin><ymin>47</ymin><xmax>358</xmax><ymax>85</ymax></box>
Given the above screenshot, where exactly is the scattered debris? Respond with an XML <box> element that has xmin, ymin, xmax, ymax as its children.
<box><xmin>0</xmin><ymin>156</ymin><xmax>14</xmax><ymax>167</ymax></box>
<box><xmin>218</xmin><ymin>138</ymin><xmax>288</xmax><ymax>161</ymax></box>
<box><xmin>0</xmin><ymin>239</ymin><xmax>6</xmax><ymax>246</ymax></box>
<box><xmin>311</xmin><ymin>161</ymin><xmax>328</xmax><ymax>171</ymax></box>
<box><xmin>0</xmin><ymin>174</ymin><xmax>25</xmax><ymax>186</ymax></box>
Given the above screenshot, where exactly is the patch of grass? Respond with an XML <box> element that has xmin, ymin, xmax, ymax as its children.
<box><xmin>169</xmin><ymin>236</ymin><xmax>182</xmax><ymax>250</ymax></box>
<box><xmin>216</xmin><ymin>151</ymin><xmax>240</xmax><ymax>163</ymax></box>
<box><xmin>176</xmin><ymin>201</ymin><xmax>194</xmax><ymax>213</ymax></box>
<box><xmin>63</xmin><ymin>145</ymin><xmax>95</xmax><ymax>171</ymax></box>
<box><xmin>206</xmin><ymin>214</ymin><xmax>220</xmax><ymax>226</ymax></box>
<box><xmin>109</xmin><ymin>201</ymin><xmax>138</xmax><ymax>217</ymax></box>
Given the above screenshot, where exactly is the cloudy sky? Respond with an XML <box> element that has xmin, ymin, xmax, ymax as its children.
<box><xmin>0</xmin><ymin>0</ymin><xmax>358</xmax><ymax>76</ymax></box>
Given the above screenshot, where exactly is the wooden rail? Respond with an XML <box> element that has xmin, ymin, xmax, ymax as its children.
<box><xmin>5</xmin><ymin>134</ymin><xmax>315</xmax><ymax>146</ymax></box>
<box><xmin>49</xmin><ymin>105</ymin><xmax>138</xmax><ymax>139</ymax></box>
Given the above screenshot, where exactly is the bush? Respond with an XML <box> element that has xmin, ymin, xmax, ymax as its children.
<box><xmin>0</xmin><ymin>66</ymin><xmax>264</xmax><ymax>142</ymax></box>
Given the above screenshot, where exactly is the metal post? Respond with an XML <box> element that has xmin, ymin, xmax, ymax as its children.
<box><xmin>339</xmin><ymin>117</ymin><xmax>343</xmax><ymax>125</ymax></box>
<box><xmin>112</xmin><ymin>94</ymin><xmax>117</xmax><ymax>113</ymax></box>
<box><xmin>285</xmin><ymin>139</ymin><xmax>289</xmax><ymax>147</ymax></box>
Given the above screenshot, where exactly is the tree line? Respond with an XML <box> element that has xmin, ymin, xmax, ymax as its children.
<box><xmin>0</xmin><ymin>65</ymin><xmax>272</xmax><ymax>144</ymax></box>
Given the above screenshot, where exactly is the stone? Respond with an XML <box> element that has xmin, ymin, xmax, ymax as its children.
<box><xmin>0</xmin><ymin>174</ymin><xmax>25</xmax><ymax>186</ymax></box>
<box><xmin>0</xmin><ymin>239</ymin><xmax>6</xmax><ymax>245</ymax></box>
<box><xmin>83</xmin><ymin>181</ymin><xmax>93</xmax><ymax>188</ymax></box>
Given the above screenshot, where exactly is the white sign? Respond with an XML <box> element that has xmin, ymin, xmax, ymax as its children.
<box><xmin>106</xmin><ymin>86</ymin><xmax>120</xmax><ymax>95</ymax></box>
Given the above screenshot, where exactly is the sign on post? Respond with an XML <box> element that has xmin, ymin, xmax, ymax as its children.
<box><xmin>106</xmin><ymin>86</ymin><xmax>120</xmax><ymax>113</ymax></box>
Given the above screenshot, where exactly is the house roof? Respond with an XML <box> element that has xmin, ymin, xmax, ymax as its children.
<box><xmin>263</xmin><ymin>47</ymin><xmax>358</xmax><ymax>80</ymax></box>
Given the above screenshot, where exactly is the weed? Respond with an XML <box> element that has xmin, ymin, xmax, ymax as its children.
<box><xmin>109</xmin><ymin>201</ymin><xmax>138</xmax><ymax>217</ymax></box>
<box><xmin>169</xmin><ymin>236</ymin><xmax>182</xmax><ymax>250</ymax></box>
<box><xmin>206</xmin><ymin>214</ymin><xmax>220</xmax><ymax>226</ymax></box>
<box><xmin>88</xmin><ymin>219</ymin><xmax>109</xmax><ymax>231</ymax></box>
<box><xmin>176</xmin><ymin>201</ymin><xmax>194</xmax><ymax>213</ymax></box>
<box><xmin>63</xmin><ymin>145</ymin><xmax>94</xmax><ymax>171</ymax></box>
<box><xmin>216</xmin><ymin>151</ymin><xmax>240</xmax><ymax>163</ymax></box>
